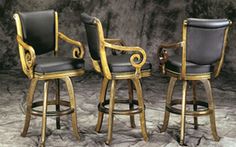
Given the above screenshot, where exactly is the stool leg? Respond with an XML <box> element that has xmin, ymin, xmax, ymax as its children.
<box><xmin>63</xmin><ymin>77</ymin><xmax>80</xmax><ymax>140</ymax></box>
<box><xmin>106</xmin><ymin>80</ymin><xmax>116</xmax><ymax>145</ymax></box>
<box><xmin>180</xmin><ymin>80</ymin><xmax>187</xmax><ymax>145</ymax></box>
<box><xmin>96</xmin><ymin>78</ymin><xmax>109</xmax><ymax>132</ymax></box>
<box><xmin>201</xmin><ymin>79</ymin><xmax>220</xmax><ymax>141</ymax></box>
<box><xmin>55</xmin><ymin>79</ymin><xmax>60</xmax><ymax>129</ymax></box>
<box><xmin>132</xmin><ymin>78</ymin><xmax>148</xmax><ymax>141</ymax></box>
<box><xmin>161</xmin><ymin>77</ymin><xmax>177</xmax><ymax>132</ymax></box>
<box><xmin>21</xmin><ymin>78</ymin><xmax>38</xmax><ymax>137</ymax></box>
<box><xmin>40</xmin><ymin>81</ymin><xmax>49</xmax><ymax>147</ymax></box>
<box><xmin>192</xmin><ymin>81</ymin><xmax>198</xmax><ymax>129</ymax></box>
<box><xmin>128</xmin><ymin>80</ymin><xmax>136</xmax><ymax>128</ymax></box>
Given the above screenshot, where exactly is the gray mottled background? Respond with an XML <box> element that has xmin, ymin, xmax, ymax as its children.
<box><xmin>0</xmin><ymin>0</ymin><xmax>236</xmax><ymax>72</ymax></box>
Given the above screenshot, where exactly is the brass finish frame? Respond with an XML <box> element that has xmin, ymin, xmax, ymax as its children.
<box><xmin>14</xmin><ymin>11</ymin><xmax>85</xmax><ymax>146</ymax></box>
<box><xmin>158</xmin><ymin>19</ymin><xmax>231</xmax><ymax>145</ymax></box>
<box><xmin>89</xmin><ymin>17</ymin><xmax>151</xmax><ymax>144</ymax></box>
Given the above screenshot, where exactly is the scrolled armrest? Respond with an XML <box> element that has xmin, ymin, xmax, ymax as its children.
<box><xmin>58</xmin><ymin>32</ymin><xmax>85</xmax><ymax>59</ymax></box>
<box><xmin>16</xmin><ymin>35</ymin><xmax>36</xmax><ymax>78</ymax></box>
<box><xmin>104</xmin><ymin>42</ymin><xmax>146</xmax><ymax>78</ymax></box>
<box><xmin>158</xmin><ymin>42</ymin><xmax>183</xmax><ymax>74</ymax></box>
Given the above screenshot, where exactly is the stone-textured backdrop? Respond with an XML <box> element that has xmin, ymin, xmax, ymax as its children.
<box><xmin>0</xmin><ymin>0</ymin><xmax>236</xmax><ymax>72</ymax></box>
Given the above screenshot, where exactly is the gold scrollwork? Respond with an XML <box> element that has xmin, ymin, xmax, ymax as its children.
<box><xmin>16</xmin><ymin>35</ymin><xmax>36</xmax><ymax>79</ymax></box>
<box><xmin>58</xmin><ymin>32</ymin><xmax>85</xmax><ymax>59</ymax></box>
<box><xmin>104</xmin><ymin>42</ymin><xmax>147</xmax><ymax>79</ymax></box>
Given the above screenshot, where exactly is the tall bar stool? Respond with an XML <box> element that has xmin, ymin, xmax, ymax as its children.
<box><xmin>13</xmin><ymin>10</ymin><xmax>85</xmax><ymax>146</ymax></box>
<box><xmin>158</xmin><ymin>18</ymin><xmax>231</xmax><ymax>145</ymax></box>
<box><xmin>81</xmin><ymin>13</ymin><xmax>152</xmax><ymax>145</ymax></box>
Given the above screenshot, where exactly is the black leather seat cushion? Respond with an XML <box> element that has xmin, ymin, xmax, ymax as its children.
<box><xmin>34</xmin><ymin>57</ymin><xmax>84</xmax><ymax>74</ymax></box>
<box><xmin>107</xmin><ymin>54</ymin><xmax>152</xmax><ymax>73</ymax></box>
<box><xmin>166</xmin><ymin>55</ymin><xmax>214</xmax><ymax>74</ymax></box>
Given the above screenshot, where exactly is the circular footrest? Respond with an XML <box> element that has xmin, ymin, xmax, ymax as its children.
<box><xmin>98</xmin><ymin>99</ymin><xmax>143</xmax><ymax>115</ymax></box>
<box><xmin>31</xmin><ymin>100</ymin><xmax>74</xmax><ymax>116</ymax></box>
<box><xmin>166</xmin><ymin>99</ymin><xmax>212</xmax><ymax>116</ymax></box>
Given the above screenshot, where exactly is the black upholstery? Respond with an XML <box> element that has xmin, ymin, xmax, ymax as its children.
<box><xmin>186</xmin><ymin>18</ymin><xmax>230</xmax><ymax>65</ymax></box>
<box><xmin>19</xmin><ymin>10</ymin><xmax>55</xmax><ymax>55</ymax></box>
<box><xmin>166</xmin><ymin>55</ymin><xmax>214</xmax><ymax>74</ymax></box>
<box><xmin>35</xmin><ymin>57</ymin><xmax>84</xmax><ymax>74</ymax></box>
<box><xmin>81</xmin><ymin>13</ymin><xmax>101</xmax><ymax>60</ymax></box>
<box><xmin>107</xmin><ymin>54</ymin><xmax>152</xmax><ymax>73</ymax></box>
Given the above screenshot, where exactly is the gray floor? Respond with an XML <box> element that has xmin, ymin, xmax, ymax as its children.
<box><xmin>0</xmin><ymin>70</ymin><xmax>236</xmax><ymax>147</ymax></box>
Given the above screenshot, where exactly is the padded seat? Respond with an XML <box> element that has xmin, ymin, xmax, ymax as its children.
<box><xmin>35</xmin><ymin>57</ymin><xmax>84</xmax><ymax>74</ymax></box>
<box><xmin>107</xmin><ymin>54</ymin><xmax>152</xmax><ymax>73</ymax></box>
<box><xmin>14</xmin><ymin>10</ymin><xmax>85</xmax><ymax>146</ymax></box>
<box><xmin>158</xmin><ymin>18</ymin><xmax>231</xmax><ymax>145</ymax></box>
<box><xmin>166</xmin><ymin>55</ymin><xmax>214</xmax><ymax>74</ymax></box>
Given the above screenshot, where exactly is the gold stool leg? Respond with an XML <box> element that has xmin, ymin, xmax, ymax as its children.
<box><xmin>201</xmin><ymin>79</ymin><xmax>220</xmax><ymax>141</ymax></box>
<box><xmin>192</xmin><ymin>81</ymin><xmax>198</xmax><ymax>129</ymax></box>
<box><xmin>161</xmin><ymin>77</ymin><xmax>177</xmax><ymax>132</ymax></box>
<box><xmin>106</xmin><ymin>80</ymin><xmax>116</xmax><ymax>145</ymax></box>
<box><xmin>132</xmin><ymin>78</ymin><xmax>148</xmax><ymax>141</ymax></box>
<box><xmin>180</xmin><ymin>80</ymin><xmax>187</xmax><ymax>145</ymax></box>
<box><xmin>63</xmin><ymin>77</ymin><xmax>80</xmax><ymax>140</ymax></box>
<box><xmin>40</xmin><ymin>81</ymin><xmax>49</xmax><ymax>147</ymax></box>
<box><xmin>55</xmin><ymin>79</ymin><xmax>60</xmax><ymax>129</ymax></box>
<box><xmin>21</xmin><ymin>78</ymin><xmax>38</xmax><ymax>137</ymax></box>
<box><xmin>96</xmin><ymin>77</ymin><xmax>109</xmax><ymax>132</ymax></box>
<box><xmin>128</xmin><ymin>79</ymin><xmax>136</xmax><ymax>128</ymax></box>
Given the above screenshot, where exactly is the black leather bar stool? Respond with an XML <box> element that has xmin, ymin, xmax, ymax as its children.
<box><xmin>81</xmin><ymin>13</ymin><xmax>152</xmax><ymax>145</ymax></box>
<box><xmin>13</xmin><ymin>10</ymin><xmax>85</xmax><ymax>147</ymax></box>
<box><xmin>158</xmin><ymin>18</ymin><xmax>231</xmax><ymax>145</ymax></box>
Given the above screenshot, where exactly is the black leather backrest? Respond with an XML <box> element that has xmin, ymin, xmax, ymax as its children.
<box><xmin>186</xmin><ymin>18</ymin><xmax>230</xmax><ymax>65</ymax></box>
<box><xmin>81</xmin><ymin>13</ymin><xmax>100</xmax><ymax>61</ymax></box>
<box><xmin>19</xmin><ymin>10</ymin><xmax>55</xmax><ymax>55</ymax></box>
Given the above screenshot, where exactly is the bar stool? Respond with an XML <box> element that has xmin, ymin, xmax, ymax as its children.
<box><xmin>81</xmin><ymin>13</ymin><xmax>152</xmax><ymax>145</ymax></box>
<box><xmin>158</xmin><ymin>18</ymin><xmax>231</xmax><ymax>145</ymax></box>
<box><xmin>13</xmin><ymin>10</ymin><xmax>85</xmax><ymax>146</ymax></box>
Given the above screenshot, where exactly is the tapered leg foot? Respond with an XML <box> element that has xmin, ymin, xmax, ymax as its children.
<box><xmin>201</xmin><ymin>79</ymin><xmax>220</xmax><ymax>141</ymax></box>
<box><xmin>128</xmin><ymin>80</ymin><xmax>136</xmax><ymax>128</ymax></box>
<box><xmin>96</xmin><ymin>78</ymin><xmax>109</xmax><ymax>132</ymax></box>
<box><xmin>40</xmin><ymin>81</ymin><xmax>49</xmax><ymax>146</ymax></box>
<box><xmin>132</xmin><ymin>78</ymin><xmax>148</xmax><ymax>141</ymax></box>
<box><xmin>180</xmin><ymin>81</ymin><xmax>187</xmax><ymax>146</ymax></box>
<box><xmin>106</xmin><ymin>80</ymin><xmax>116</xmax><ymax>145</ymax></box>
<box><xmin>161</xmin><ymin>77</ymin><xmax>177</xmax><ymax>132</ymax></box>
<box><xmin>63</xmin><ymin>77</ymin><xmax>80</xmax><ymax>140</ymax></box>
<box><xmin>21</xmin><ymin>78</ymin><xmax>38</xmax><ymax>137</ymax></box>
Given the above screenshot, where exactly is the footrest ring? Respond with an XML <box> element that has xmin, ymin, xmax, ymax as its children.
<box><xmin>98</xmin><ymin>99</ymin><xmax>143</xmax><ymax>115</ymax></box>
<box><xmin>31</xmin><ymin>100</ymin><xmax>74</xmax><ymax>116</ymax></box>
<box><xmin>166</xmin><ymin>99</ymin><xmax>211</xmax><ymax>116</ymax></box>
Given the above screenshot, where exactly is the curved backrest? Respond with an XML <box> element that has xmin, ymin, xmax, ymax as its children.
<box><xmin>81</xmin><ymin>13</ymin><xmax>101</xmax><ymax>61</ymax></box>
<box><xmin>18</xmin><ymin>10</ymin><xmax>56</xmax><ymax>55</ymax></box>
<box><xmin>186</xmin><ymin>18</ymin><xmax>230</xmax><ymax>65</ymax></box>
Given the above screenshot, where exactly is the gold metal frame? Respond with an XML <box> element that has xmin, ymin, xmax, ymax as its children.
<box><xmin>14</xmin><ymin>11</ymin><xmax>85</xmax><ymax>147</ymax></box>
<box><xmin>89</xmin><ymin>17</ymin><xmax>151</xmax><ymax>144</ymax></box>
<box><xmin>158</xmin><ymin>19</ymin><xmax>231</xmax><ymax>145</ymax></box>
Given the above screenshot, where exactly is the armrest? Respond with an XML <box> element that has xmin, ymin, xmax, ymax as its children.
<box><xmin>16</xmin><ymin>35</ymin><xmax>36</xmax><ymax>79</ymax></box>
<box><xmin>58</xmin><ymin>32</ymin><xmax>85</xmax><ymax>59</ymax></box>
<box><xmin>105</xmin><ymin>38</ymin><xmax>126</xmax><ymax>55</ymax></box>
<box><xmin>104</xmin><ymin>38</ymin><xmax>125</xmax><ymax>46</ymax></box>
<box><xmin>104</xmin><ymin>41</ymin><xmax>146</xmax><ymax>78</ymax></box>
<box><xmin>158</xmin><ymin>42</ymin><xmax>183</xmax><ymax>74</ymax></box>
